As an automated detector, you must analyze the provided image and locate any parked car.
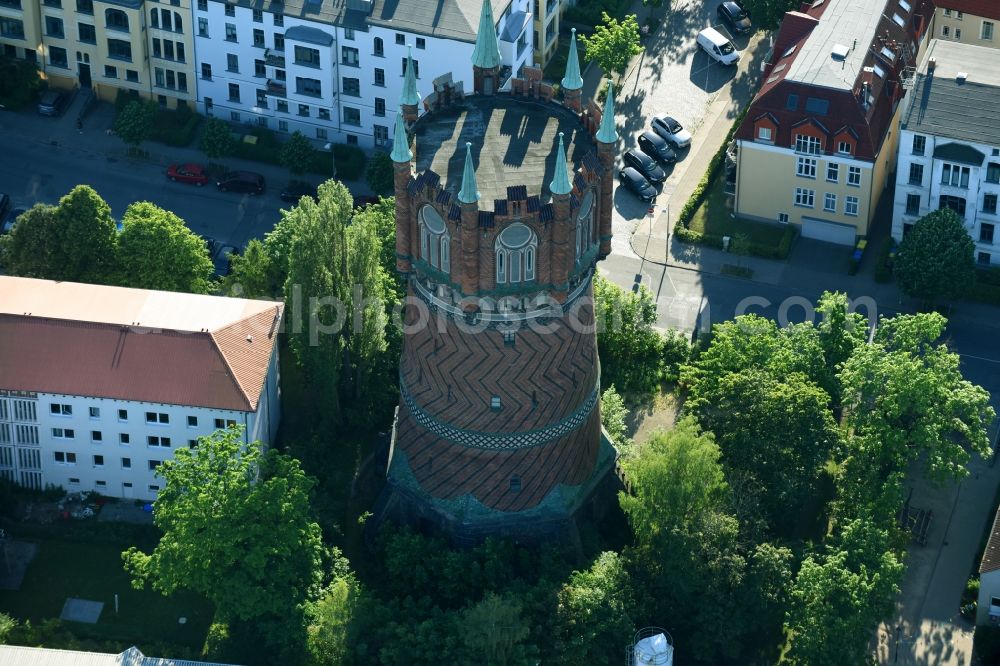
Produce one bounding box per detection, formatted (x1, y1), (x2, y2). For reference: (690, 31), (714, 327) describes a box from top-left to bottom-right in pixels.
(280, 180), (318, 203)
(212, 243), (239, 277)
(2, 207), (24, 235)
(717, 1), (753, 34)
(353, 195), (380, 209)
(37, 90), (67, 116)
(167, 163), (209, 186)
(697, 27), (740, 66)
(637, 131), (677, 165)
(651, 114), (692, 149)
(216, 171), (265, 194)
(623, 149), (666, 184)
(618, 167), (657, 203)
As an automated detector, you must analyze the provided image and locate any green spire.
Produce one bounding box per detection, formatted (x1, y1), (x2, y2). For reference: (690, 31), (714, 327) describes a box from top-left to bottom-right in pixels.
(596, 82), (618, 144)
(561, 29), (583, 91)
(400, 46), (421, 107)
(549, 132), (572, 196)
(458, 142), (480, 204)
(390, 109), (412, 163)
(471, 0), (502, 70)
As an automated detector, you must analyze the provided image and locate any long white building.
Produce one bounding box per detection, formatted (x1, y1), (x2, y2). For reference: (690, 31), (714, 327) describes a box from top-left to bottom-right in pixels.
(193, 0), (534, 149)
(0, 277), (282, 501)
(892, 38), (1000, 266)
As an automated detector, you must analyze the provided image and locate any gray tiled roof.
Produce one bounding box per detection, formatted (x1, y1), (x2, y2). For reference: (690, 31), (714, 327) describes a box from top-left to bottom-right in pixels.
(369, 0), (511, 43)
(902, 40), (1000, 148)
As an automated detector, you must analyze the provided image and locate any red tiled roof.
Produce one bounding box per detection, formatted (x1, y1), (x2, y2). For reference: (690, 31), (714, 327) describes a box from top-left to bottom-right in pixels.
(936, 0), (1000, 20)
(0, 278), (282, 411)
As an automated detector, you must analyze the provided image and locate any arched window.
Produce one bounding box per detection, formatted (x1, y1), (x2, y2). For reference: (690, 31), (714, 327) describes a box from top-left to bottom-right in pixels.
(495, 223), (537, 284)
(150, 8), (158, 28)
(418, 205), (449, 273)
(106, 8), (129, 31)
(576, 189), (595, 263)
(173, 12), (182, 33)
(374, 37), (384, 57)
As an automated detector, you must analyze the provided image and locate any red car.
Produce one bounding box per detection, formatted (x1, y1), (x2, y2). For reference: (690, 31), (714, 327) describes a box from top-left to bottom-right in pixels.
(167, 163), (209, 186)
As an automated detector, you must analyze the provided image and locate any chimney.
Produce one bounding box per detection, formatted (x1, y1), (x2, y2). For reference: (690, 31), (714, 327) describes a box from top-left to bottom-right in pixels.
(927, 57), (936, 73)
(956, 71), (968, 83)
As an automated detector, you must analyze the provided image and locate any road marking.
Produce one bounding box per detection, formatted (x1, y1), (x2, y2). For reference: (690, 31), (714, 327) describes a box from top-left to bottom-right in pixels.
(961, 353), (1000, 365)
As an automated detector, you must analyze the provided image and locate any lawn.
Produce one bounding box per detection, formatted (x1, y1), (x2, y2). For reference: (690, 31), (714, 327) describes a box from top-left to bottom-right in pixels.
(687, 170), (789, 247)
(0, 525), (213, 655)
(543, 35), (571, 83)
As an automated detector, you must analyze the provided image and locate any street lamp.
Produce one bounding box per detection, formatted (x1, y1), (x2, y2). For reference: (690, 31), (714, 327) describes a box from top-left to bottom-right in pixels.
(323, 142), (337, 181)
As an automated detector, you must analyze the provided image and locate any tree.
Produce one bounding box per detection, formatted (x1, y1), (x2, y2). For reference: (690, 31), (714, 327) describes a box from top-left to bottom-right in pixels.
(815, 290), (868, 402)
(0, 203), (59, 277)
(457, 592), (536, 665)
(554, 551), (635, 664)
(741, 0), (799, 29)
(116, 201), (214, 293)
(365, 151), (394, 195)
(594, 275), (669, 396)
(895, 207), (976, 307)
(0, 612), (15, 645)
(122, 427), (324, 657)
(223, 238), (275, 298)
(0, 57), (41, 109)
(200, 117), (237, 159)
(53, 185), (118, 283)
(280, 131), (318, 176)
(306, 576), (360, 665)
(113, 100), (155, 153)
(578, 12), (643, 83)
(785, 520), (904, 664)
(600, 385), (630, 450)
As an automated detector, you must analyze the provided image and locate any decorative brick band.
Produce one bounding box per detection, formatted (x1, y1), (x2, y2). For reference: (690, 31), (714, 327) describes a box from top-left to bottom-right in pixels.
(400, 373), (600, 451)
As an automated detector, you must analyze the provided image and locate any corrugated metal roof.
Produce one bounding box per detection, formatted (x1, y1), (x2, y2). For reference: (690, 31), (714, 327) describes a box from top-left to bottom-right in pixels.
(0, 645), (243, 666)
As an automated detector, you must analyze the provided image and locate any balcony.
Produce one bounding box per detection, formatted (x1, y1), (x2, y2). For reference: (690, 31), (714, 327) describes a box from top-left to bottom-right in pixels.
(265, 49), (285, 68)
(266, 79), (286, 97)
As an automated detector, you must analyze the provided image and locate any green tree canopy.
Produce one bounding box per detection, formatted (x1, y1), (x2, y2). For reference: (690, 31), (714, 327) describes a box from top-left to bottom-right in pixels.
(200, 117), (237, 159)
(0, 203), (59, 277)
(280, 131), (318, 176)
(579, 12), (643, 82)
(113, 100), (155, 149)
(0, 57), (41, 109)
(116, 201), (214, 293)
(365, 151), (395, 195)
(554, 551), (635, 663)
(895, 207), (976, 307)
(741, 0), (799, 29)
(122, 427), (324, 656)
(53, 184), (118, 283)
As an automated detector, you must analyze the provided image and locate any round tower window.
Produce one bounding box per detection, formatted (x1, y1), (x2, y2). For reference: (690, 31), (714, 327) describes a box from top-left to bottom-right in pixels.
(498, 223), (534, 250)
(420, 204), (446, 234)
(578, 190), (594, 220)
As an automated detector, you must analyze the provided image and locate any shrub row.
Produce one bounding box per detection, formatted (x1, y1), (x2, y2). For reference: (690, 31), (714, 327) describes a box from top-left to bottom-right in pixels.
(674, 223), (795, 260)
(226, 128), (366, 181)
(113, 90), (200, 147)
(563, 0), (630, 27)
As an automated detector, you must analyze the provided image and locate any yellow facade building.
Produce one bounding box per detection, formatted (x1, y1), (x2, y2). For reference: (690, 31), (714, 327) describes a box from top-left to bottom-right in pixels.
(932, 0), (1000, 49)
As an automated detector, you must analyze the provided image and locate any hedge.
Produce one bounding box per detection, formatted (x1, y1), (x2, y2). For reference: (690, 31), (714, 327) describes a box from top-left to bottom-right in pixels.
(674, 220), (795, 260)
(969, 268), (1000, 305)
(227, 128), (366, 181)
(563, 0), (630, 27)
(149, 104), (201, 147)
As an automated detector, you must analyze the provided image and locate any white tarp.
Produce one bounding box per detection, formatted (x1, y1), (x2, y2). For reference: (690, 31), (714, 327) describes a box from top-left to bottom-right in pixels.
(633, 632), (674, 666)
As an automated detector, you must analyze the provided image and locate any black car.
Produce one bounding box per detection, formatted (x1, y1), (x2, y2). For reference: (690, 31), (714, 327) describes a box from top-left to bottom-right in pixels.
(212, 243), (239, 277)
(280, 180), (318, 203)
(217, 171), (265, 194)
(717, 0), (752, 34)
(37, 90), (68, 116)
(618, 167), (657, 203)
(637, 131), (677, 165)
(623, 149), (667, 184)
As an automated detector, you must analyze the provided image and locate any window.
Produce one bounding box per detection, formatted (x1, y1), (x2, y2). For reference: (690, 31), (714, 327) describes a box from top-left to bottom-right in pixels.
(982, 223), (996, 243)
(108, 38), (132, 61)
(847, 166), (862, 186)
(1, 17), (25, 39)
(987, 163), (1000, 184)
(197, 0), (206, 9)
(374, 37), (384, 56)
(509, 475), (521, 492)
(149, 484), (160, 492)
(490, 396), (502, 410)
(45, 16), (65, 39)
(418, 205), (450, 273)
(374, 97), (385, 116)
(151, 8), (159, 28)
(911, 135), (925, 155)
(91, 430), (102, 442)
(163, 41), (174, 60)
(52, 428), (75, 439)
(941, 163), (971, 188)
(826, 163), (839, 183)
(374, 67), (385, 86)
(277, 100), (288, 113)
(93, 454), (104, 467)
(844, 196), (859, 216)
(794, 188), (815, 208)
(294, 45), (320, 66)
(201, 62), (212, 79)
(105, 8), (128, 32)
(957, 28), (963, 39)
(54, 452), (77, 464)
(296, 77), (321, 97)
(757, 126), (772, 142)
(78, 22), (96, 43)
(401, 57), (419, 78)
(942, 25), (950, 38)
(227, 53), (238, 71)
(228, 83), (240, 102)
(575, 190), (595, 261)
(983, 21), (994, 41)
(824, 193), (837, 212)
(119, 433), (130, 445)
(145, 412), (168, 425)
(198, 17), (208, 37)
(214, 418), (236, 429)
(254, 59), (265, 77)
(343, 107), (361, 125)
(126, 69), (138, 82)
(148, 460), (161, 471)
(147, 436), (171, 447)
(253, 28), (264, 47)
(347, 134), (358, 145)
(50, 403), (72, 416)
(121, 457), (131, 468)
(89, 407), (100, 419)
(49, 47), (68, 68)
(985, 194), (999, 216)
(252, 8), (262, 22)
(316, 128), (328, 140)
(837, 141), (852, 155)
(225, 3), (234, 16)
(77, 0), (92, 13)
(908, 163), (923, 185)
(794, 134), (821, 155)
(298, 104), (309, 117)
(342, 45), (359, 66)
(495, 223), (537, 284)
(187, 416), (198, 427)
(979, 252), (991, 265)
(905, 193), (920, 216)
(226, 23), (237, 41)
(274, 33), (284, 51)
(939, 195), (967, 216)
(796, 157), (817, 178)
(343, 77), (360, 96)
(230, 111), (240, 121)
(153, 38), (162, 58)
(374, 124), (389, 146)
(786, 93), (799, 110)
(273, 12), (283, 26)
(395, 33), (405, 45)
(416, 37), (425, 49)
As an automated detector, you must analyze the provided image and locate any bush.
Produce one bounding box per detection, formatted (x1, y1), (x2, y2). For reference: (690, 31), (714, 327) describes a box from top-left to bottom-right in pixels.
(661, 329), (690, 383)
(0, 57), (42, 110)
(969, 280), (1000, 306)
(563, 0), (629, 27)
(231, 127), (283, 165)
(148, 104), (201, 147)
(974, 625), (1000, 663)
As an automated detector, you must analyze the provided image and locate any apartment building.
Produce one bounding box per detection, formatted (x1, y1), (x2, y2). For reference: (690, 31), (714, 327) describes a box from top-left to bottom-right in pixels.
(194, 0), (534, 149)
(0, 277), (282, 501)
(733, 0), (934, 245)
(0, 0), (195, 107)
(531, 0), (558, 67)
(892, 39), (1000, 266)
(932, 0), (1000, 48)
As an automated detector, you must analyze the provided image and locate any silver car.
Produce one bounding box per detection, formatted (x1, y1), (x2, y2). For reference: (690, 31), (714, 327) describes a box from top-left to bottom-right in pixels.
(651, 114), (692, 149)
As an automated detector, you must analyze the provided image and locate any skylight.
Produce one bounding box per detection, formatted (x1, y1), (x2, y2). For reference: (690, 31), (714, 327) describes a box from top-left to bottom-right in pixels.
(831, 43), (850, 59)
(880, 46), (896, 61)
(893, 13), (906, 27)
(873, 63), (886, 78)
(898, 0), (911, 12)
(783, 45), (797, 59)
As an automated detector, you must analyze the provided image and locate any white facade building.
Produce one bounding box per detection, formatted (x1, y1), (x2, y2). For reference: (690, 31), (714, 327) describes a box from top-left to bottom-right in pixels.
(892, 39), (1000, 266)
(192, 0), (534, 150)
(0, 277), (283, 502)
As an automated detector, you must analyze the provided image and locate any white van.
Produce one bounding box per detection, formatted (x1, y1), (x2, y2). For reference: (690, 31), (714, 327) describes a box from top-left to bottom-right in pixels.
(697, 27), (740, 66)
